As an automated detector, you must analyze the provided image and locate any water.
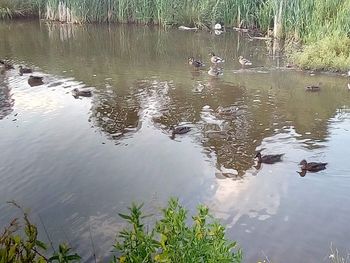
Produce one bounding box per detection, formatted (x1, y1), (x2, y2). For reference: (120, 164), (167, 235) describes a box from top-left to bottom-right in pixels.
(1, 20), (350, 262)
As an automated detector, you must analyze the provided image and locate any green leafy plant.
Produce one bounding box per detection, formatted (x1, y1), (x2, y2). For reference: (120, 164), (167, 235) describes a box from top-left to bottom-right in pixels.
(113, 198), (242, 263)
(0, 201), (81, 263)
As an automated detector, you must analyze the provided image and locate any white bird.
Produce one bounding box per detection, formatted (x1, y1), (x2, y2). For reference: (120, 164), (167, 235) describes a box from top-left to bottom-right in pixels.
(214, 23), (222, 30)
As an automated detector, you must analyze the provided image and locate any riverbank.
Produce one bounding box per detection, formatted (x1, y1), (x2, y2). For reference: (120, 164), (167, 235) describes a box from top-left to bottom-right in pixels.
(1, 0), (349, 72)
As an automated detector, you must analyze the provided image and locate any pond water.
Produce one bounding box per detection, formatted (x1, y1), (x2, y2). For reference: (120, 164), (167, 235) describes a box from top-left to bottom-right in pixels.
(1, 20), (350, 262)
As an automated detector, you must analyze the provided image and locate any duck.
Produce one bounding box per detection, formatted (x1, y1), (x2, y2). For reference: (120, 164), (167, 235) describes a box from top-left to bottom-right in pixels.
(0, 60), (14, 70)
(299, 159), (327, 172)
(209, 52), (225, 64)
(208, 66), (223, 77)
(170, 126), (191, 139)
(188, 57), (205, 68)
(19, 66), (33, 75)
(28, 75), (44, 87)
(305, 85), (320, 91)
(72, 88), (92, 98)
(255, 152), (284, 164)
(238, 56), (252, 67)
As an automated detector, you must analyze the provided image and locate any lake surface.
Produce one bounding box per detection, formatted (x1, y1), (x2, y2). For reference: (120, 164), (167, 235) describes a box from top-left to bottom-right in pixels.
(1, 20), (350, 262)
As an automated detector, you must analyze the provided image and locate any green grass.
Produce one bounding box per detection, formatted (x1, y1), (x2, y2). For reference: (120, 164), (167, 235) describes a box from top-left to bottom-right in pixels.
(290, 34), (350, 72)
(1, 0), (349, 40)
(0, 0), (38, 19)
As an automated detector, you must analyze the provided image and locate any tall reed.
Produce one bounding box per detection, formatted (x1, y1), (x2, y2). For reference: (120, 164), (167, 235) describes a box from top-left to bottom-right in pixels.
(1, 0), (349, 42)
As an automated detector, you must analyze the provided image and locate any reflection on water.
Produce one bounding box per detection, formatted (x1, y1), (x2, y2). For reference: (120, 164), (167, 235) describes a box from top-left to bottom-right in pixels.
(1, 21), (350, 263)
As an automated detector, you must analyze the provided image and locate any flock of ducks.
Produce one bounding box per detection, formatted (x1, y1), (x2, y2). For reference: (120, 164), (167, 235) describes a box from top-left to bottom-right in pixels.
(0, 58), (334, 175)
(188, 52), (253, 77)
(0, 59), (92, 98)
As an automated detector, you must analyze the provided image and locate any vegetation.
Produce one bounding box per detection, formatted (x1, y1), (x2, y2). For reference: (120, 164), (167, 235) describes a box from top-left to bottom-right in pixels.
(0, 0), (38, 19)
(1, 199), (242, 263)
(0, 201), (80, 263)
(0, 0), (349, 70)
(290, 35), (350, 72)
(114, 198), (242, 263)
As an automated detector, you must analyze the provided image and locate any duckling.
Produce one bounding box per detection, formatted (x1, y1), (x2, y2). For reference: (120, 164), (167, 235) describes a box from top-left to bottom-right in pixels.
(238, 56), (252, 67)
(255, 152), (284, 164)
(209, 52), (225, 64)
(19, 66), (33, 75)
(72, 88), (92, 98)
(28, 75), (44, 87)
(208, 66), (223, 77)
(299, 159), (327, 172)
(305, 85), (320, 91)
(0, 60), (14, 70)
(188, 57), (205, 68)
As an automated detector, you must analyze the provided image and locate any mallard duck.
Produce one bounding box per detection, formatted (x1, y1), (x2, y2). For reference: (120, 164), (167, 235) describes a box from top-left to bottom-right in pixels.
(238, 56), (252, 66)
(170, 125), (191, 139)
(171, 126), (191, 135)
(255, 152), (284, 164)
(72, 88), (92, 98)
(209, 52), (225, 64)
(299, 160), (327, 172)
(19, 66), (33, 75)
(28, 75), (44, 87)
(0, 60), (14, 70)
(208, 66), (223, 77)
(305, 85), (320, 91)
(188, 57), (205, 68)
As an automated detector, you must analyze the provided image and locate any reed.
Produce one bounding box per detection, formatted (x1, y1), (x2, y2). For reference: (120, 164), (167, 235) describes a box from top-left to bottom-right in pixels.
(1, 0), (349, 43)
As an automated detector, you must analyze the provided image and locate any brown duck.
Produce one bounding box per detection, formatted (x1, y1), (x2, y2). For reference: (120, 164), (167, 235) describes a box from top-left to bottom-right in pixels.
(19, 66), (33, 75)
(255, 152), (284, 164)
(188, 57), (205, 68)
(299, 159), (327, 172)
(72, 88), (92, 98)
(305, 85), (320, 91)
(170, 126), (191, 139)
(28, 75), (44, 87)
(0, 60), (14, 70)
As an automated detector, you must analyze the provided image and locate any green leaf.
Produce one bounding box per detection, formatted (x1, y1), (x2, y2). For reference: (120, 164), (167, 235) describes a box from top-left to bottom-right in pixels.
(118, 213), (132, 220)
(35, 240), (48, 250)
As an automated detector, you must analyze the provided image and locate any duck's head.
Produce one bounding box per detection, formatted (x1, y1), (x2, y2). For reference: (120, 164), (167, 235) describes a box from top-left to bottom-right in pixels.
(209, 52), (215, 57)
(254, 152), (261, 158)
(188, 57), (194, 63)
(19, 66), (23, 69)
(238, 56), (243, 60)
(299, 160), (307, 166)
